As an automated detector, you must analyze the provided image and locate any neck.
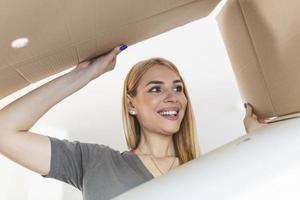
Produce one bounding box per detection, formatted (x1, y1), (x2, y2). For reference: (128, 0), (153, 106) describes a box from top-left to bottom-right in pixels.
(136, 129), (176, 158)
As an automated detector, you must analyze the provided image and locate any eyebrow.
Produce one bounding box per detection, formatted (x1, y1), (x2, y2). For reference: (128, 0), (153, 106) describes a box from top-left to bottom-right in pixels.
(145, 80), (182, 87)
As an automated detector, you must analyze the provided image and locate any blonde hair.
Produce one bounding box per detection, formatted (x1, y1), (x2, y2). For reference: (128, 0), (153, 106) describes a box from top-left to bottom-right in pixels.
(122, 57), (200, 165)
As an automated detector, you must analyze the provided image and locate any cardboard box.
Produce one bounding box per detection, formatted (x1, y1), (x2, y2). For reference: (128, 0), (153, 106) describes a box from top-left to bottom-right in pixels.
(217, 0), (300, 122)
(0, 0), (220, 99)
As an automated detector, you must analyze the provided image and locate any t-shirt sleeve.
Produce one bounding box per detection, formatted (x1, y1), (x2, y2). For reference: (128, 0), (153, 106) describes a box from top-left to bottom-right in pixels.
(41, 136), (111, 191)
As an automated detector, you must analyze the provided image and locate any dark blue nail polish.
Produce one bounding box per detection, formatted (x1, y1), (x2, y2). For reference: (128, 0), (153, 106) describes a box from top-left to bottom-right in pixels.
(120, 44), (128, 51)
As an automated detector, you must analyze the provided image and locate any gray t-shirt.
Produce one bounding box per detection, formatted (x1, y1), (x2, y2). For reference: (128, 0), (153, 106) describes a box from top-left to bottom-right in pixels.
(42, 136), (154, 200)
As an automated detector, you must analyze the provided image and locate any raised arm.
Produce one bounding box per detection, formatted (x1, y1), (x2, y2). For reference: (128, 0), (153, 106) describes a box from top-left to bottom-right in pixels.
(0, 45), (127, 175)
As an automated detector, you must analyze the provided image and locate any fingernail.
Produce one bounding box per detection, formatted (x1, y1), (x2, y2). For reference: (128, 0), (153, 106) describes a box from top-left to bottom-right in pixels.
(244, 103), (247, 108)
(120, 44), (128, 51)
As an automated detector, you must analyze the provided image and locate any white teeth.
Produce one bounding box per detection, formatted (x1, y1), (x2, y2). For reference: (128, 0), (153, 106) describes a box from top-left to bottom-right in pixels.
(158, 111), (178, 116)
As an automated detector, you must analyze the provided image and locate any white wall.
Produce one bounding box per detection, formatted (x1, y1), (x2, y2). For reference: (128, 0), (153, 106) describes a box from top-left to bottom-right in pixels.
(0, 2), (247, 199)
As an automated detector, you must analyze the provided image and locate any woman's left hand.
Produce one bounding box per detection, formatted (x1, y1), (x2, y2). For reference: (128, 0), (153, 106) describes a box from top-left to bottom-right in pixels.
(243, 103), (267, 134)
(74, 45), (127, 81)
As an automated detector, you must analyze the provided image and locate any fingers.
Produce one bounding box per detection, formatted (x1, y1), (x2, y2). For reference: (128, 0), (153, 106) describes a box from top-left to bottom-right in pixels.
(107, 44), (128, 59)
(258, 119), (267, 124)
(253, 114), (258, 120)
(244, 102), (267, 123)
(86, 44), (128, 63)
(119, 44), (128, 52)
(244, 102), (253, 117)
(244, 102), (258, 119)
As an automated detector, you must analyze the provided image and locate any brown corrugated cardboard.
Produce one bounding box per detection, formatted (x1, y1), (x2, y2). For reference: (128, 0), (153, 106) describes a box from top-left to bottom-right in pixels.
(217, 0), (300, 122)
(0, 0), (220, 99)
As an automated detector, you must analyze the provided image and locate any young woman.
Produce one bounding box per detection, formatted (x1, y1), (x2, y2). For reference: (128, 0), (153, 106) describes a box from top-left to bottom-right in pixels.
(0, 44), (265, 200)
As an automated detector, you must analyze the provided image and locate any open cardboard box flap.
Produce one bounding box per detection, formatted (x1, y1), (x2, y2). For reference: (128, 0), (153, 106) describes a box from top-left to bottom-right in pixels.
(217, 0), (300, 122)
(0, 0), (220, 99)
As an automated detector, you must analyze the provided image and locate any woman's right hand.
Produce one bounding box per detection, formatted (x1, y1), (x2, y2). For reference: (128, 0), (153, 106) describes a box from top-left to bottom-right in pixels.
(74, 44), (128, 81)
(243, 103), (267, 134)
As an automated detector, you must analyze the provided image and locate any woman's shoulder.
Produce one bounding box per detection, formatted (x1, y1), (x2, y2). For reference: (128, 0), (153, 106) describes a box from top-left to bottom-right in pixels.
(48, 136), (123, 161)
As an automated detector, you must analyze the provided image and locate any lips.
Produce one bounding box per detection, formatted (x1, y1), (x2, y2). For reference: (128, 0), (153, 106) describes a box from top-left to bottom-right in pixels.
(157, 107), (179, 113)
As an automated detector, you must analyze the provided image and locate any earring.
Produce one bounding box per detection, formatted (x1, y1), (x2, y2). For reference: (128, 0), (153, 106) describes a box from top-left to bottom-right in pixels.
(129, 110), (137, 115)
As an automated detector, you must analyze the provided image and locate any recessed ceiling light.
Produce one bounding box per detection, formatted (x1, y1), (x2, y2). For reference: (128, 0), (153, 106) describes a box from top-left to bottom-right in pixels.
(11, 37), (29, 49)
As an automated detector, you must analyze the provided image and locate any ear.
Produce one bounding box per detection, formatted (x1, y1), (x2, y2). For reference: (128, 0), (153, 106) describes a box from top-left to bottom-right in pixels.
(126, 94), (138, 115)
(126, 94), (136, 110)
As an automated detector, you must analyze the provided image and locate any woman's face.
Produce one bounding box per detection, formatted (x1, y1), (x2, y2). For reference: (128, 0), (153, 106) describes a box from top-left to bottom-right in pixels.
(128, 64), (188, 135)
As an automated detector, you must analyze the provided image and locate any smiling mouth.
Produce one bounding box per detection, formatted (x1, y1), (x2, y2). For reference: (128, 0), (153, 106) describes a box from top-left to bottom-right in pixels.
(157, 110), (179, 121)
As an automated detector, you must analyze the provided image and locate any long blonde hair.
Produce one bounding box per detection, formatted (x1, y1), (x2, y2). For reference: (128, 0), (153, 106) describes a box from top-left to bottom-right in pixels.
(122, 57), (200, 165)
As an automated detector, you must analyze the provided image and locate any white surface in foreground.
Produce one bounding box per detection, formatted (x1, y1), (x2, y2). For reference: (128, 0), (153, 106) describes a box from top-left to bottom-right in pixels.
(114, 118), (300, 200)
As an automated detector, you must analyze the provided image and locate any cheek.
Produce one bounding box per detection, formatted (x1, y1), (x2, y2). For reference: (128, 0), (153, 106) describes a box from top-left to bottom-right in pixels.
(180, 95), (188, 108)
(136, 97), (162, 128)
(137, 95), (161, 116)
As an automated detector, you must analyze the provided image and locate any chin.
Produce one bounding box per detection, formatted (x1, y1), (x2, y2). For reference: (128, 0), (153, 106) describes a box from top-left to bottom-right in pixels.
(161, 127), (180, 135)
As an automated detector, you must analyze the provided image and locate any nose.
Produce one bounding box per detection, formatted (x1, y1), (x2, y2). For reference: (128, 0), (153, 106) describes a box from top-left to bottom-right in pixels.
(163, 89), (178, 103)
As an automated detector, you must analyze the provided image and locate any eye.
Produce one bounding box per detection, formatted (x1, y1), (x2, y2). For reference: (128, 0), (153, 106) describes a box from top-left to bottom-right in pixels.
(174, 85), (183, 92)
(148, 86), (161, 93)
